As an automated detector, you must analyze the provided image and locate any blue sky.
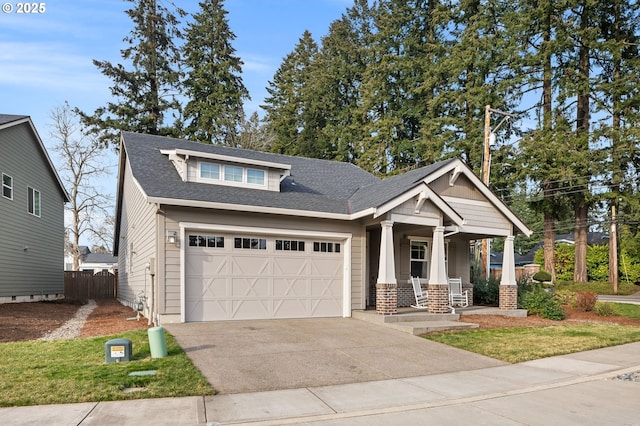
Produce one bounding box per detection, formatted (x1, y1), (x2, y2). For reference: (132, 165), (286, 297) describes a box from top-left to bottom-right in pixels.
(1, 0), (350, 145)
(0, 0), (350, 247)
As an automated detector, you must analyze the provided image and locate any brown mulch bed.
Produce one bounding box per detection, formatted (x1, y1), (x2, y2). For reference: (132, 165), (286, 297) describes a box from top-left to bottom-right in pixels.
(462, 306), (640, 329)
(79, 299), (151, 338)
(0, 299), (150, 343)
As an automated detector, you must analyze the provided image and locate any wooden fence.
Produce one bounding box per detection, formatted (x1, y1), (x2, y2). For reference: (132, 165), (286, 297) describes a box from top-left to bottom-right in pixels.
(64, 270), (118, 301)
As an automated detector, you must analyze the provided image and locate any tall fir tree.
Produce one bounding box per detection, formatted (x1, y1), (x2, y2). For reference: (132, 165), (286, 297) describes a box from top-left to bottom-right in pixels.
(312, 0), (374, 163)
(262, 30), (322, 157)
(593, 0), (640, 283)
(77, 0), (185, 148)
(358, 0), (444, 174)
(515, 0), (571, 280)
(428, 0), (521, 174)
(182, 0), (250, 145)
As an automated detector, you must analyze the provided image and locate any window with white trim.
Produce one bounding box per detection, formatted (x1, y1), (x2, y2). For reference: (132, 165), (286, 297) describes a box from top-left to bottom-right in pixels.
(410, 239), (449, 280)
(198, 161), (267, 188)
(27, 187), (40, 217)
(410, 240), (429, 279)
(2, 173), (12, 199)
(199, 163), (220, 180)
(247, 168), (265, 185)
(224, 165), (243, 182)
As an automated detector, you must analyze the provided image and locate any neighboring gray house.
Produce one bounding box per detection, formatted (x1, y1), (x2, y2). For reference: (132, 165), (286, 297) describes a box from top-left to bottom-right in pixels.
(0, 115), (69, 303)
(114, 132), (531, 324)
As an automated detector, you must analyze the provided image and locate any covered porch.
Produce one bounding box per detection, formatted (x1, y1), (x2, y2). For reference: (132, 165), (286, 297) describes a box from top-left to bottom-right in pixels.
(352, 158), (531, 317)
(365, 217), (522, 316)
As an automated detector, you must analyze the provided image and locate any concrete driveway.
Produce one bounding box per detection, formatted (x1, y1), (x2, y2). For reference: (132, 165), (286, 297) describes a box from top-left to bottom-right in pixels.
(164, 317), (505, 394)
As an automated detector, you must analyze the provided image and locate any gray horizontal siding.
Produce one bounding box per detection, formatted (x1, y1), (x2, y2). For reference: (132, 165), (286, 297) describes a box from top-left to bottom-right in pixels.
(117, 161), (157, 305)
(0, 123), (65, 296)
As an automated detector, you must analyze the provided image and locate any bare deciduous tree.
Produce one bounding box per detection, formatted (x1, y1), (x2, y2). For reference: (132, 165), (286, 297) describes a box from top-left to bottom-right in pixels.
(50, 102), (114, 270)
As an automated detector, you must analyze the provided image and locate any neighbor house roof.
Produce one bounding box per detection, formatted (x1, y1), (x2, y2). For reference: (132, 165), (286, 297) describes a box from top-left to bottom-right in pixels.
(83, 252), (118, 265)
(0, 114), (29, 126)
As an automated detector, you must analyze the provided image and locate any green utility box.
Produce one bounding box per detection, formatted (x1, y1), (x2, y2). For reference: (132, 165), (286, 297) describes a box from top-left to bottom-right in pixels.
(105, 338), (132, 363)
(148, 326), (168, 358)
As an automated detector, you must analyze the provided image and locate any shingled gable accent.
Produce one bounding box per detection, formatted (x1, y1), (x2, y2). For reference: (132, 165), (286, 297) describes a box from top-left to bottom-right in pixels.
(422, 158), (532, 237)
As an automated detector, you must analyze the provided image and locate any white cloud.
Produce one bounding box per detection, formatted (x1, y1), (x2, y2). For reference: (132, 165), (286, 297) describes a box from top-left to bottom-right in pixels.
(0, 41), (107, 92)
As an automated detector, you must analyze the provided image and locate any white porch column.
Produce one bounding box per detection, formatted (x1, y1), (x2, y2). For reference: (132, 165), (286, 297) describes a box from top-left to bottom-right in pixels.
(377, 220), (396, 285)
(499, 235), (518, 310)
(376, 220), (397, 315)
(429, 226), (447, 285)
(427, 226), (450, 314)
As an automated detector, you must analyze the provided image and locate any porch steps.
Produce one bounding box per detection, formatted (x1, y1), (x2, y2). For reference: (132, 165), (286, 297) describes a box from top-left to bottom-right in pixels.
(352, 309), (480, 335)
(386, 320), (479, 336)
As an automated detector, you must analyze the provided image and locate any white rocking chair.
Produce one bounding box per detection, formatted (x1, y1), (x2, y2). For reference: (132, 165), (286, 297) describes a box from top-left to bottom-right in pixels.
(410, 276), (428, 309)
(448, 277), (469, 308)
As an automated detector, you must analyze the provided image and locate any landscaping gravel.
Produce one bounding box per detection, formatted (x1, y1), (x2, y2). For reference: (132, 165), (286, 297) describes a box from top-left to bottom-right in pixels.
(39, 300), (97, 341)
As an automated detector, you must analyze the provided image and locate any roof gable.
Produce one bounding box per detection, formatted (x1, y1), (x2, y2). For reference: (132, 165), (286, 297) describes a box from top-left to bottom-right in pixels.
(0, 114), (70, 202)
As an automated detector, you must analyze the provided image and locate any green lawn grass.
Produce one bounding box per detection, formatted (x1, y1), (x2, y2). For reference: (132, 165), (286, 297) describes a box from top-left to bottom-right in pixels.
(609, 302), (640, 319)
(426, 303), (640, 363)
(425, 323), (640, 363)
(0, 330), (213, 407)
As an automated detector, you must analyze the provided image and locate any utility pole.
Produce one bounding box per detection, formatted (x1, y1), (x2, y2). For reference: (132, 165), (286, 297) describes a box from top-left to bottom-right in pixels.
(481, 106), (491, 279)
(610, 203), (618, 293)
(481, 105), (518, 280)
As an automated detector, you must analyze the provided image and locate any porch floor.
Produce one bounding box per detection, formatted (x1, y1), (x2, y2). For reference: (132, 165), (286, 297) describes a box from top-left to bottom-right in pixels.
(352, 306), (527, 336)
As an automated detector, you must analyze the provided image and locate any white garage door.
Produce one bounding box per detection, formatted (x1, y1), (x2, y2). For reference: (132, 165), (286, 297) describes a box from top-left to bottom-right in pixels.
(185, 233), (344, 321)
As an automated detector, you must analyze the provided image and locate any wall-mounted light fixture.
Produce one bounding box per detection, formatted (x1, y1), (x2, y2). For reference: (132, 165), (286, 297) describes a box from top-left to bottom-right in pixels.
(167, 231), (177, 245)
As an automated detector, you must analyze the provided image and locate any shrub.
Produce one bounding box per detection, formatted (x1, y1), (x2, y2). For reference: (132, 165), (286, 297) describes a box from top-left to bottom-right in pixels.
(521, 285), (565, 320)
(594, 302), (617, 317)
(473, 276), (500, 306)
(533, 270), (552, 282)
(574, 291), (598, 311)
(542, 301), (566, 320)
(586, 244), (610, 282)
(553, 289), (575, 306)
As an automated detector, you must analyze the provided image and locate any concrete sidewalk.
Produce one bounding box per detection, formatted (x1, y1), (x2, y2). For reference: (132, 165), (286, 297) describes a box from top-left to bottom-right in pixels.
(3, 341), (639, 425)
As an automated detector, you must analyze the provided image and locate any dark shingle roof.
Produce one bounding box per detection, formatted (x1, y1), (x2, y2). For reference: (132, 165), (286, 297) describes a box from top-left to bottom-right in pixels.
(121, 132), (458, 216)
(0, 114), (28, 126)
(84, 253), (118, 264)
(349, 160), (457, 212)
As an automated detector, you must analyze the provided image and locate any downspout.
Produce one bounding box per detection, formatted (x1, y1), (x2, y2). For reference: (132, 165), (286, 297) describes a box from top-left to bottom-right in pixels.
(444, 226), (460, 238)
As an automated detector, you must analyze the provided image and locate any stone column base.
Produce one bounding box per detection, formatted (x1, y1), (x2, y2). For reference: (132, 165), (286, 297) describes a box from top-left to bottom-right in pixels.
(499, 285), (518, 310)
(427, 283), (450, 314)
(375, 283), (397, 315)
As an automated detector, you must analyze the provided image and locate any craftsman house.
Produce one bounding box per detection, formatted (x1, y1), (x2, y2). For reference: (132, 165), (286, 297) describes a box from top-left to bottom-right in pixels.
(114, 132), (531, 324)
(0, 115), (69, 303)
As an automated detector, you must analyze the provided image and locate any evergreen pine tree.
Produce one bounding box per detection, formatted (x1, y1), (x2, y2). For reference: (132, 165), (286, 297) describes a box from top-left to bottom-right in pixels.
(182, 0), (250, 145)
(262, 30), (321, 157)
(77, 0), (186, 147)
(312, 0), (374, 163)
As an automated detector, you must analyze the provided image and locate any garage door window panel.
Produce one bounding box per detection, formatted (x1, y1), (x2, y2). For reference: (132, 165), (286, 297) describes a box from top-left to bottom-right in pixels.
(313, 241), (340, 253)
(275, 239), (305, 252)
(189, 234), (225, 248)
